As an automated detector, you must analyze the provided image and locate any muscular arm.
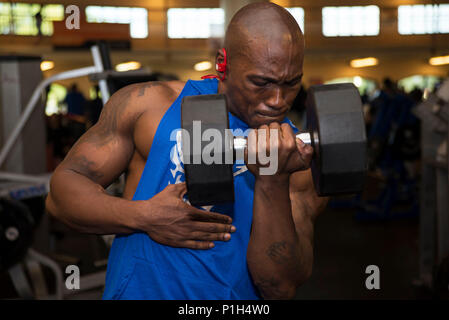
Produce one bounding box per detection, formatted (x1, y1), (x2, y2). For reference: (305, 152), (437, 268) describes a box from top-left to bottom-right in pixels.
(288, 170), (328, 286)
(246, 125), (328, 299)
(46, 82), (169, 234)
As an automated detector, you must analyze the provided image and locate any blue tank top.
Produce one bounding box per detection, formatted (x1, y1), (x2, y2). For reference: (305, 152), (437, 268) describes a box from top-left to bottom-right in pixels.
(103, 78), (298, 300)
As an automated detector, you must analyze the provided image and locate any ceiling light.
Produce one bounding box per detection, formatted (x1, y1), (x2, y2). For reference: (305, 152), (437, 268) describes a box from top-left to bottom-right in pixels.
(429, 55), (449, 66)
(194, 61), (212, 72)
(353, 76), (363, 87)
(40, 60), (54, 71)
(350, 57), (378, 68)
(115, 61), (141, 72)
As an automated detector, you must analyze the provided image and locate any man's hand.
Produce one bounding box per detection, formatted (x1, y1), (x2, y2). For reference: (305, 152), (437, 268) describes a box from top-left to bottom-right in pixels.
(138, 183), (236, 250)
(246, 122), (314, 179)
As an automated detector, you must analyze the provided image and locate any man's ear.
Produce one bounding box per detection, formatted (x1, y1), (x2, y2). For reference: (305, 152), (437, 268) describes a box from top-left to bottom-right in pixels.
(215, 48), (227, 81)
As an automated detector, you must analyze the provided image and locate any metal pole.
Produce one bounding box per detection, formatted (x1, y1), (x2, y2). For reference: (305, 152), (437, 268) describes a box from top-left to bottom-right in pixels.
(0, 171), (50, 184)
(27, 249), (64, 300)
(0, 65), (99, 168)
(91, 45), (110, 105)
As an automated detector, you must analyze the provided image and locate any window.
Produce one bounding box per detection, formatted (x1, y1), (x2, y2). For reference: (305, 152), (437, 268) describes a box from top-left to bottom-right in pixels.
(398, 75), (441, 93)
(40, 5), (64, 35)
(167, 8), (224, 39)
(398, 4), (449, 35)
(45, 83), (67, 116)
(0, 2), (63, 36)
(0, 2), (15, 34)
(326, 76), (377, 95)
(85, 6), (148, 39)
(285, 7), (304, 32)
(322, 6), (380, 37)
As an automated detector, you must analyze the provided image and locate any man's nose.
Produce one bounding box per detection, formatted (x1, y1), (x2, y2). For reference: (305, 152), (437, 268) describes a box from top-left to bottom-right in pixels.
(265, 87), (286, 110)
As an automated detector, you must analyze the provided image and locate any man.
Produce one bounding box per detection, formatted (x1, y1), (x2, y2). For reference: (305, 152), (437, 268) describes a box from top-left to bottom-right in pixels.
(46, 2), (328, 299)
(35, 9), (43, 37)
(64, 84), (86, 117)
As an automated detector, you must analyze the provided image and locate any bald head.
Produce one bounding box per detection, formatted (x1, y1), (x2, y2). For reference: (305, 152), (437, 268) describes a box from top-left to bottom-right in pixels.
(224, 2), (304, 65)
(217, 2), (305, 128)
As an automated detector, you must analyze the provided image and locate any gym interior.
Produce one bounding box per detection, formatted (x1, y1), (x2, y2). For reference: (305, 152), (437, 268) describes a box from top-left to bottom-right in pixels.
(0, 0), (448, 300)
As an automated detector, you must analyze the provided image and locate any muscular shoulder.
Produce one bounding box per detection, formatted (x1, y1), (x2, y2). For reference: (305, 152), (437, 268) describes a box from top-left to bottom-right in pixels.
(133, 80), (185, 103)
(102, 80), (185, 135)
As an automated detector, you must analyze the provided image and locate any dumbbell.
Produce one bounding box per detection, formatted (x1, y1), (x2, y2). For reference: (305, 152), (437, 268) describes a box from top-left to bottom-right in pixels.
(0, 198), (35, 272)
(181, 83), (367, 206)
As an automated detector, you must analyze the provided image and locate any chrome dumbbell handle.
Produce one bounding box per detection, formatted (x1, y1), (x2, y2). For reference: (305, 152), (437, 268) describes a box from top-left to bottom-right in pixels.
(232, 132), (314, 160)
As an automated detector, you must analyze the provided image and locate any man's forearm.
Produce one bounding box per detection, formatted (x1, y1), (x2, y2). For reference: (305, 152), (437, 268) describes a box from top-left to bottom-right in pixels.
(247, 176), (313, 299)
(46, 169), (143, 234)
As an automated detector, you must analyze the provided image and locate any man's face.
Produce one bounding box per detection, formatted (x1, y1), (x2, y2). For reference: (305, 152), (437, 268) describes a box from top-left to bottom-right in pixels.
(224, 42), (304, 128)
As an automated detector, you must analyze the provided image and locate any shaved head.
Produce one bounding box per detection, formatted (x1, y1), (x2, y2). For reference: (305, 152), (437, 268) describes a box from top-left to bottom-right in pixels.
(224, 2), (304, 66)
(217, 2), (305, 128)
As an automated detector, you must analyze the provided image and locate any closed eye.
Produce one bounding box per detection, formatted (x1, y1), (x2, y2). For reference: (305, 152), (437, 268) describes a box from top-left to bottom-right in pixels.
(249, 75), (275, 87)
(252, 79), (269, 87)
(286, 77), (302, 86)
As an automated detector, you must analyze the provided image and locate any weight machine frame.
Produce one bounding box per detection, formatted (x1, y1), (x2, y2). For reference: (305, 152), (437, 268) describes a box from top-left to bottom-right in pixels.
(0, 44), (113, 300)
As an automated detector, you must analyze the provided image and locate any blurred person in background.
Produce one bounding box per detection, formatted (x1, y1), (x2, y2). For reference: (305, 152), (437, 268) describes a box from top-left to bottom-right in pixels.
(63, 84), (87, 147)
(85, 85), (103, 129)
